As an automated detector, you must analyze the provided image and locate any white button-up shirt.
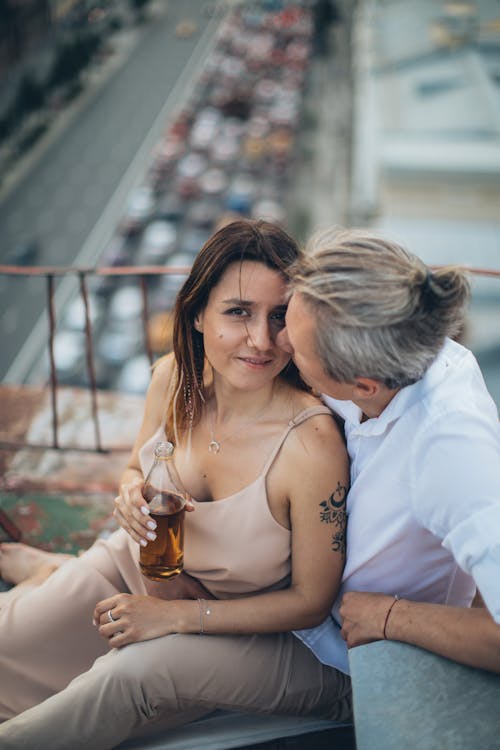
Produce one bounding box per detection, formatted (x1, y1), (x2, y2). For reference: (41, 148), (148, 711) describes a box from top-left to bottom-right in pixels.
(295, 338), (500, 674)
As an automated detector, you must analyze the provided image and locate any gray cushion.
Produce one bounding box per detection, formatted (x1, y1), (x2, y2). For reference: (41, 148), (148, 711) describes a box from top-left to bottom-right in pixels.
(349, 640), (500, 750)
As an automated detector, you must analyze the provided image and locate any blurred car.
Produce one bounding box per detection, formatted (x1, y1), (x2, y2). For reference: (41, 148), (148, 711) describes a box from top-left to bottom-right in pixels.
(108, 285), (143, 322)
(155, 252), (193, 309)
(97, 327), (144, 368)
(156, 192), (185, 223)
(254, 78), (278, 103)
(179, 228), (211, 257)
(225, 173), (257, 215)
(247, 115), (270, 139)
(286, 39), (311, 68)
(114, 354), (152, 395)
(120, 186), (154, 236)
(185, 198), (221, 229)
(97, 319), (144, 368)
(190, 107), (221, 150)
(99, 236), (133, 267)
(6, 238), (40, 265)
(62, 293), (103, 332)
(267, 128), (295, 159)
(175, 19), (198, 38)
(218, 55), (246, 81)
(251, 198), (286, 224)
(176, 152), (208, 198)
(136, 220), (177, 264)
(52, 330), (85, 385)
(210, 133), (240, 165)
(199, 167), (228, 196)
(149, 138), (185, 193)
(242, 134), (267, 163)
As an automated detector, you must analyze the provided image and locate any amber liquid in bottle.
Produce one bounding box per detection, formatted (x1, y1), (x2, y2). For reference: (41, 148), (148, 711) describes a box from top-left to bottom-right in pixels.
(139, 486), (185, 580)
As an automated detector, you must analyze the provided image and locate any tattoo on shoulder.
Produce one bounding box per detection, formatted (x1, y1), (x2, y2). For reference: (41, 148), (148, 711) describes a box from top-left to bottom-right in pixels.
(319, 482), (347, 556)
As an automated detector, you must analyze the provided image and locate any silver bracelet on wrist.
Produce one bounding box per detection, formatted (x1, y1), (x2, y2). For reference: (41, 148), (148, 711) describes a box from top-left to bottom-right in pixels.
(197, 598), (212, 634)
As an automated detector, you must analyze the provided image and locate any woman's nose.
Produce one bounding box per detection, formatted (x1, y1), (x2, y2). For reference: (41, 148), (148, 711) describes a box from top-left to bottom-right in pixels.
(247, 319), (273, 350)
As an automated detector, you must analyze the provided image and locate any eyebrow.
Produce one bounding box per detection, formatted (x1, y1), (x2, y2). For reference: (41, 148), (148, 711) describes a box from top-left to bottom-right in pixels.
(222, 298), (253, 305)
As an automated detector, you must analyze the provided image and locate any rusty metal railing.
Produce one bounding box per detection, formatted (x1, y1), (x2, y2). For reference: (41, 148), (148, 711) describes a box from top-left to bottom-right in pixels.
(0, 263), (499, 456)
(0, 264), (189, 454)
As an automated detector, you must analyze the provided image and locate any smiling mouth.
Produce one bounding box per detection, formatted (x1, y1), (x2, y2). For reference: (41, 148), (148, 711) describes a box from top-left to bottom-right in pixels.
(238, 356), (272, 366)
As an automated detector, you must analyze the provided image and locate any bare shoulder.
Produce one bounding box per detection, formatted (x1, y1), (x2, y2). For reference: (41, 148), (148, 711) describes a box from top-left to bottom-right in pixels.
(151, 352), (175, 382)
(292, 391), (344, 448)
(148, 353), (176, 396)
(273, 395), (348, 510)
(280, 391), (348, 478)
(291, 407), (346, 460)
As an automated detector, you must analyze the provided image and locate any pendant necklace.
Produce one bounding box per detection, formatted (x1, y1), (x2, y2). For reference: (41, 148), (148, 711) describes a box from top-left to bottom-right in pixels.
(207, 401), (269, 454)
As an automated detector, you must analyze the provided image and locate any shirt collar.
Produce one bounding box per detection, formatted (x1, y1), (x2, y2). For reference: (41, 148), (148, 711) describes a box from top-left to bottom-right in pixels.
(321, 340), (455, 436)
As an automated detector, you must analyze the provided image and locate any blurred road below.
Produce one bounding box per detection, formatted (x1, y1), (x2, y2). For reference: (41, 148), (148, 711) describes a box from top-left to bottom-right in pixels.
(1, 0), (220, 383)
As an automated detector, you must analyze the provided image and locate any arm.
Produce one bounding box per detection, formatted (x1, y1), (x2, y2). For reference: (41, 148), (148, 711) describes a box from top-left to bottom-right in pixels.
(412, 409), (500, 623)
(340, 591), (500, 673)
(94, 413), (349, 646)
(112, 354), (180, 547)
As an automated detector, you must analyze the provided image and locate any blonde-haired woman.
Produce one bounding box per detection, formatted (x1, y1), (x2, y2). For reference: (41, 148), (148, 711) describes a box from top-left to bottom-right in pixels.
(279, 227), (500, 674)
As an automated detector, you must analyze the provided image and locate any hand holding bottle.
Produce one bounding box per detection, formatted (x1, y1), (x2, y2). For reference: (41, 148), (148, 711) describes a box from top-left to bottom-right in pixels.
(113, 467), (194, 549)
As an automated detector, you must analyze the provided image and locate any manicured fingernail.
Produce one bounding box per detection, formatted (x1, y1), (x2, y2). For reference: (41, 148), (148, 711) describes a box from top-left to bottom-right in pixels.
(140, 539), (148, 547)
(92, 618), (97, 626)
(147, 520), (157, 530)
(140, 506), (150, 516)
(146, 531), (157, 541)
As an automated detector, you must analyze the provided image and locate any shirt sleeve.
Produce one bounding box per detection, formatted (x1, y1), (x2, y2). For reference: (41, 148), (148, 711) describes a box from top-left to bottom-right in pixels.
(409, 409), (500, 622)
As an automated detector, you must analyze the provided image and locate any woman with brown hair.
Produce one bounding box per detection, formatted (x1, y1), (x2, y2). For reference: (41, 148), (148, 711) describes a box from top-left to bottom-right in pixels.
(0, 220), (351, 748)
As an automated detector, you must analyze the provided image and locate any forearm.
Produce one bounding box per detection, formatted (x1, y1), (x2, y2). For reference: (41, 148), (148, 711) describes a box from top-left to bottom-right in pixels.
(386, 599), (500, 673)
(174, 586), (332, 636)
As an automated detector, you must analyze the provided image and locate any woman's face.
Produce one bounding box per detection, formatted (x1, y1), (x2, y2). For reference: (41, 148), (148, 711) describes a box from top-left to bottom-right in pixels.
(194, 260), (291, 392)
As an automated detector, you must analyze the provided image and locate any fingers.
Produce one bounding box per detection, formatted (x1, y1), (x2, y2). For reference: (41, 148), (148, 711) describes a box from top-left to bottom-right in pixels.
(93, 595), (129, 648)
(93, 594), (120, 625)
(113, 480), (158, 546)
(113, 503), (157, 547)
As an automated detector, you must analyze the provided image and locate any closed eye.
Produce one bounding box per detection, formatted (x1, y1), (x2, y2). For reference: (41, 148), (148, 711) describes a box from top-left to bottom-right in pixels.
(270, 308), (287, 325)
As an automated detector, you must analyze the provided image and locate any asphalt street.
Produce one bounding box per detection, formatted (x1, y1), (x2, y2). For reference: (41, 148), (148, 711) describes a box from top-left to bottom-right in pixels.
(0, 0), (220, 382)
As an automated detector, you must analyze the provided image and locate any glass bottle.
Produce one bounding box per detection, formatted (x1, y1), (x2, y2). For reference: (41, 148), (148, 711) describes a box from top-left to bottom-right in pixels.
(139, 441), (187, 581)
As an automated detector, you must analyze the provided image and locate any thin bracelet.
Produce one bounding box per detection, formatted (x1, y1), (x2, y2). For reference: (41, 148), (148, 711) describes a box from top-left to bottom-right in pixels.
(197, 598), (212, 634)
(383, 595), (400, 639)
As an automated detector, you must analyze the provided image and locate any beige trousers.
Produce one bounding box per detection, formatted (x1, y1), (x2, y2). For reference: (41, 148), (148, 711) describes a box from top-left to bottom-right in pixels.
(0, 540), (351, 750)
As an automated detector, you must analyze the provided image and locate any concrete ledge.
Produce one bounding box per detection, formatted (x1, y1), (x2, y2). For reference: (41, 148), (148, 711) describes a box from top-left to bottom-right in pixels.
(349, 640), (500, 750)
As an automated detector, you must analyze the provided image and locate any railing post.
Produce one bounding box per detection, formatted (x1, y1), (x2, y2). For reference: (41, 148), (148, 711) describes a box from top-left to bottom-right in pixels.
(79, 271), (103, 453)
(47, 273), (59, 449)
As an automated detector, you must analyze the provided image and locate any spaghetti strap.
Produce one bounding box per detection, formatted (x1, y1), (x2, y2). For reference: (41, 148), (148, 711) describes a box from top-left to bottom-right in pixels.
(261, 405), (333, 476)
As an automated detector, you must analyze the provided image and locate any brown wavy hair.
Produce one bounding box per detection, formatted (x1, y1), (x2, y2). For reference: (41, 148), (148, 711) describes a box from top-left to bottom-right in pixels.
(166, 219), (308, 439)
